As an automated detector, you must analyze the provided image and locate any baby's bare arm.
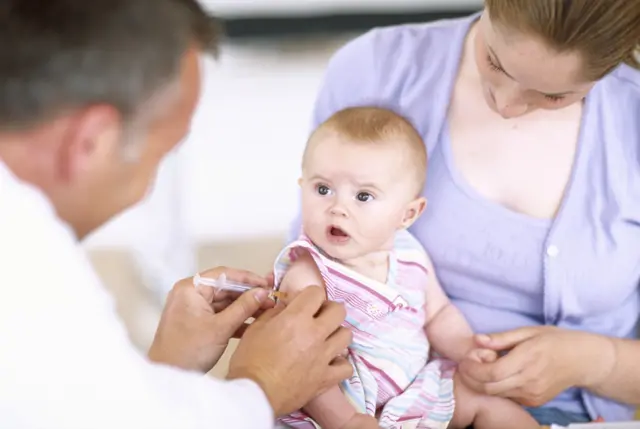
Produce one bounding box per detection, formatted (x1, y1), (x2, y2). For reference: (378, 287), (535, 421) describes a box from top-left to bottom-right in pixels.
(303, 386), (360, 429)
(278, 250), (326, 301)
(279, 251), (362, 428)
(422, 252), (475, 362)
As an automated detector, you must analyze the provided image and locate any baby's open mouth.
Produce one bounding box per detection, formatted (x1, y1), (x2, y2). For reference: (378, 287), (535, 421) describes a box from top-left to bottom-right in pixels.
(327, 226), (350, 244)
(329, 226), (348, 237)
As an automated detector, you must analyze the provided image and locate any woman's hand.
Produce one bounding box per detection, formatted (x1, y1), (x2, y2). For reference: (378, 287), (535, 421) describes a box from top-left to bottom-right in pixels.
(457, 326), (616, 407)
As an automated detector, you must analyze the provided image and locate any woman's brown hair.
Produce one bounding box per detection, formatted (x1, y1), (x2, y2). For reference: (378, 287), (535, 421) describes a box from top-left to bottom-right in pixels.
(485, 0), (640, 81)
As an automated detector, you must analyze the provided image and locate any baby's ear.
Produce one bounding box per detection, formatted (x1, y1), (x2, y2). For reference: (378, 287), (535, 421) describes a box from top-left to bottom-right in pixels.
(400, 197), (427, 229)
(297, 177), (303, 187)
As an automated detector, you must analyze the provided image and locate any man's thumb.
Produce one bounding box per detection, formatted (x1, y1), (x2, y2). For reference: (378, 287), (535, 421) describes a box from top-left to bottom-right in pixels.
(216, 288), (270, 336)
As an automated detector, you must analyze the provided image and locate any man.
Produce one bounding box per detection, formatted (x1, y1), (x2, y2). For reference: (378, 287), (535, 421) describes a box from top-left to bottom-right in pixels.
(0, 1), (352, 428)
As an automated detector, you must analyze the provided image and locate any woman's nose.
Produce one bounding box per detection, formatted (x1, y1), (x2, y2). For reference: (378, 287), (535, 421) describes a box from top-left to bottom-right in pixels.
(496, 100), (529, 119)
(493, 87), (529, 119)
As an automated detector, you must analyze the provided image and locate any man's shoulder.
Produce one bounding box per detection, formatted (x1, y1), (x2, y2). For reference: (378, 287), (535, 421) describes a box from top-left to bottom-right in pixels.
(0, 162), (73, 252)
(0, 162), (105, 302)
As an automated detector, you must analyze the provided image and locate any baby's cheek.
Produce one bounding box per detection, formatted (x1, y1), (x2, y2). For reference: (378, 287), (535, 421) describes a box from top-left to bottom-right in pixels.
(358, 217), (396, 241)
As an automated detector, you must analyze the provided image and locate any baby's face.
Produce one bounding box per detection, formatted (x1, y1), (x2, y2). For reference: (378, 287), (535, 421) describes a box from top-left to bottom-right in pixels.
(300, 137), (424, 262)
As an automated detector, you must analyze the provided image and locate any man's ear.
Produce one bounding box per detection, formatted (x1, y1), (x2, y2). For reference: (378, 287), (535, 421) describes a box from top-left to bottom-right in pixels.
(400, 196), (427, 229)
(56, 105), (123, 183)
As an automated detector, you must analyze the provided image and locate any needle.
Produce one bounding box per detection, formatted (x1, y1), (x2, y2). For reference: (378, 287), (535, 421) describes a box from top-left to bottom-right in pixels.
(193, 272), (287, 300)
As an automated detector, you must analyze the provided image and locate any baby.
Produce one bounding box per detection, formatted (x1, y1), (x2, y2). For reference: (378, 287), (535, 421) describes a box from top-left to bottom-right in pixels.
(272, 107), (538, 429)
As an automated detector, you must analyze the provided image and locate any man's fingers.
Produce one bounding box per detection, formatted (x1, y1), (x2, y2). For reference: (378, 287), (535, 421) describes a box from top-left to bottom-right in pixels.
(212, 298), (234, 313)
(283, 285), (327, 316)
(323, 327), (353, 361)
(199, 266), (270, 288)
(265, 271), (275, 287)
(251, 305), (285, 328)
(195, 267), (271, 304)
(233, 322), (252, 339)
(216, 298), (275, 315)
(313, 357), (353, 396)
(314, 300), (348, 338)
(213, 288), (270, 338)
(475, 327), (542, 351)
(230, 307), (279, 339)
(325, 356), (353, 386)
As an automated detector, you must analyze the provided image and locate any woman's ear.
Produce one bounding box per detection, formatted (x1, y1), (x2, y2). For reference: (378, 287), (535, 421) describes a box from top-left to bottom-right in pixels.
(399, 197), (427, 229)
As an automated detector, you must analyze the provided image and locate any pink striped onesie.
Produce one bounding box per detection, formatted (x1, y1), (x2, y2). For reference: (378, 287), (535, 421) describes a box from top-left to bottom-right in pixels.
(273, 230), (455, 429)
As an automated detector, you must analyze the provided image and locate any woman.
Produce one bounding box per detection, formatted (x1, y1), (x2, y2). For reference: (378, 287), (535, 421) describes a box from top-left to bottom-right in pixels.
(290, 0), (640, 425)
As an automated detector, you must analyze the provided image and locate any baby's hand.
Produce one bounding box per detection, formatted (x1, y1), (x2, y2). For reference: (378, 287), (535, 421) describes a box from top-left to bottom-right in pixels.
(464, 348), (498, 363)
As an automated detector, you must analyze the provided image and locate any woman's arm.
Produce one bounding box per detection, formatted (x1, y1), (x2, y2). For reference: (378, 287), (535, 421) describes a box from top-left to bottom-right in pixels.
(583, 336), (640, 405)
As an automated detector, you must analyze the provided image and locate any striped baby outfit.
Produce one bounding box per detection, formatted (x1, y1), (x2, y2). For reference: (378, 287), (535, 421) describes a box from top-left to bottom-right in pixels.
(273, 230), (455, 429)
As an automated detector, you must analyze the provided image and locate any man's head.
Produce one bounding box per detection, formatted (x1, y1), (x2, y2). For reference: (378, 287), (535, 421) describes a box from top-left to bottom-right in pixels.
(0, 0), (221, 238)
(299, 107), (427, 261)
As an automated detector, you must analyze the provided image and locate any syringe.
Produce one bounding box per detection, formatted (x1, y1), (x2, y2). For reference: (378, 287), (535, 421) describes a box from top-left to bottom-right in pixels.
(193, 272), (286, 299)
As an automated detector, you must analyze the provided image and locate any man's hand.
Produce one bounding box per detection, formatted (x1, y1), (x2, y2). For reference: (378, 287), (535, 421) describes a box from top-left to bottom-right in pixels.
(148, 266), (274, 372)
(227, 286), (353, 417)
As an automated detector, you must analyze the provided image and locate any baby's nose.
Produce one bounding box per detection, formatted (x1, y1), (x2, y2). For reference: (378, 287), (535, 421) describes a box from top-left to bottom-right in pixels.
(330, 204), (348, 217)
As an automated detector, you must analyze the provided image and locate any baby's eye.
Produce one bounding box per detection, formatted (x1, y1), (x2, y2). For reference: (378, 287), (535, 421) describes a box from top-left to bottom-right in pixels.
(316, 184), (332, 196)
(356, 192), (374, 202)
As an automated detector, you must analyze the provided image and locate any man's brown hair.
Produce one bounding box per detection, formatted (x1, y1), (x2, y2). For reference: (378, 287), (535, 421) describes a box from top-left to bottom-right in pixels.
(0, 0), (221, 130)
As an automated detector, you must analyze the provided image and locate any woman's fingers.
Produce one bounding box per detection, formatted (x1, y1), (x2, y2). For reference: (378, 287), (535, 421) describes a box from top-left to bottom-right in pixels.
(475, 327), (543, 350)
(459, 342), (532, 394)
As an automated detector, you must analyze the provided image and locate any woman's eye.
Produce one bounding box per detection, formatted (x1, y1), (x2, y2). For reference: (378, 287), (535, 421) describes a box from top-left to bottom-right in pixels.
(544, 94), (565, 103)
(356, 192), (373, 202)
(317, 185), (331, 196)
(486, 55), (503, 74)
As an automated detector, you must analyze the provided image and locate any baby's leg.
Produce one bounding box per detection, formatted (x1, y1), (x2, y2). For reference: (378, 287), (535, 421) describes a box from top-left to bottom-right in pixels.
(449, 373), (539, 429)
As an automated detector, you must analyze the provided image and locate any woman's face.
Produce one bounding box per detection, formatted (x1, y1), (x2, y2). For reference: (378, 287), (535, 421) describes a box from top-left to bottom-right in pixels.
(473, 11), (595, 118)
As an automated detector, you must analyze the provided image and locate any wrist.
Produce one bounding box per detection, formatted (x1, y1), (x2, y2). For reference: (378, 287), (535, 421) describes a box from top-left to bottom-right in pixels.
(227, 367), (279, 418)
(578, 334), (617, 390)
(147, 342), (171, 366)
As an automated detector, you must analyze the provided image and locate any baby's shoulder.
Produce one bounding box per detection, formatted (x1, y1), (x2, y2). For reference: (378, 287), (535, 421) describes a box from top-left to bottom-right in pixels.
(393, 230), (433, 276)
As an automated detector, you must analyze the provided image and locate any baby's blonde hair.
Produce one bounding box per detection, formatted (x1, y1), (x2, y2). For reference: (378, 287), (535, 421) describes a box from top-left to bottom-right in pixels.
(303, 106), (427, 196)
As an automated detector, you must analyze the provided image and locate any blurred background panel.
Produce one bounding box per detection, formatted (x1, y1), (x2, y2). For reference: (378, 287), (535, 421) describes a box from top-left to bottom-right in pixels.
(209, 0), (480, 38)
